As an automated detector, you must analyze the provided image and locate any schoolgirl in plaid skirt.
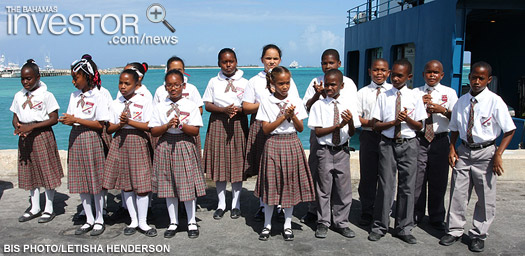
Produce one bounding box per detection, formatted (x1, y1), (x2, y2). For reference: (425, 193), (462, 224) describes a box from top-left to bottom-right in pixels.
(11, 60), (63, 224)
(254, 66), (315, 241)
(202, 48), (249, 220)
(59, 55), (110, 236)
(150, 69), (206, 239)
(103, 68), (157, 237)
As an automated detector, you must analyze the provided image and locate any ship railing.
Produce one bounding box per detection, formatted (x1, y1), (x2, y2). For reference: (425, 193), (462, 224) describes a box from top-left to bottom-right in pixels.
(347, 0), (435, 27)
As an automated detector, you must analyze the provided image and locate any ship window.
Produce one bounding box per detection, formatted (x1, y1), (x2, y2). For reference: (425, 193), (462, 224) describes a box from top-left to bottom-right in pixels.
(391, 43), (416, 88)
(364, 47), (384, 86)
(346, 50), (360, 84)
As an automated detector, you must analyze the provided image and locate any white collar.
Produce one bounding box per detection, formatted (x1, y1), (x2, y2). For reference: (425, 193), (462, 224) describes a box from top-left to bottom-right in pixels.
(218, 69), (244, 81)
(268, 94), (291, 104)
(22, 81), (47, 96)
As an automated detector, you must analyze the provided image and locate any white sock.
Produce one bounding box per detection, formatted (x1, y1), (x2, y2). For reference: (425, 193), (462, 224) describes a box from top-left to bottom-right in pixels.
(80, 193), (94, 226)
(124, 191), (138, 227)
(283, 207), (293, 230)
(216, 181), (226, 210)
(29, 188), (40, 214)
(166, 197), (179, 228)
(231, 182), (242, 210)
(185, 200), (197, 230)
(121, 191), (127, 209)
(263, 203), (274, 230)
(43, 189), (55, 214)
(137, 194), (151, 231)
(102, 190), (108, 210)
(94, 192), (105, 225)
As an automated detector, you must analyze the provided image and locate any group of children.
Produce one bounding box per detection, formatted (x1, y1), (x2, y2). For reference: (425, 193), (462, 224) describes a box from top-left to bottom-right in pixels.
(11, 47), (515, 252)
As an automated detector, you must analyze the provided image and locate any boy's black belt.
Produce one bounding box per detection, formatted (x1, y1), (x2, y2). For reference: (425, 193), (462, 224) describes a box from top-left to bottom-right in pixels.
(320, 143), (354, 152)
(461, 140), (495, 150)
(417, 132), (449, 140)
(381, 135), (415, 144)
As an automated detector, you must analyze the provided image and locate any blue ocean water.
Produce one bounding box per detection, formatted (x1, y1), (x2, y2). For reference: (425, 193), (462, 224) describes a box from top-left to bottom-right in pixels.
(0, 67), (361, 150)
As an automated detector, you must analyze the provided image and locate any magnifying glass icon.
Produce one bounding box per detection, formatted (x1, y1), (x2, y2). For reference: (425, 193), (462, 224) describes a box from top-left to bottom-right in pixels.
(146, 3), (176, 33)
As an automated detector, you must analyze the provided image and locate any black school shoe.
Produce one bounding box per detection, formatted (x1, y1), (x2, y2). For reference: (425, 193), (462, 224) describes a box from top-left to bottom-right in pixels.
(38, 212), (56, 223)
(333, 227), (356, 238)
(394, 234), (417, 244)
(187, 224), (199, 239)
(138, 227), (158, 237)
(315, 224), (329, 238)
(439, 234), (461, 246)
(367, 232), (383, 241)
(18, 211), (42, 222)
(213, 209), (225, 220)
(469, 238), (484, 252)
(230, 208), (241, 219)
(259, 228), (271, 241)
(283, 228), (294, 241)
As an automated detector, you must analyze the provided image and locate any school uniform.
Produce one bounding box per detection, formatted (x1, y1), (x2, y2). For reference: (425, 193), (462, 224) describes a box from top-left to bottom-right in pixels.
(116, 83), (153, 102)
(153, 77), (204, 160)
(412, 83), (458, 224)
(10, 81), (63, 190)
(66, 88), (110, 194)
(370, 85), (427, 236)
(149, 97), (207, 200)
(302, 75), (358, 214)
(98, 86), (113, 155)
(202, 70), (249, 183)
(243, 71), (299, 178)
(356, 81), (392, 220)
(103, 94), (154, 194)
(308, 94), (361, 228)
(253, 94), (315, 208)
(446, 88), (515, 240)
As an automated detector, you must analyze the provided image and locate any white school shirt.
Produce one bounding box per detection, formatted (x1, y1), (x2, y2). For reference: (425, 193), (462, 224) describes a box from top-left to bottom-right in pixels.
(308, 95), (361, 146)
(109, 93), (152, 129)
(242, 71), (300, 104)
(66, 88), (110, 125)
(153, 77), (203, 107)
(148, 97), (203, 134)
(98, 86), (113, 103)
(449, 88), (515, 143)
(116, 84), (153, 103)
(202, 70), (248, 107)
(356, 81), (393, 131)
(10, 81), (60, 123)
(371, 85), (427, 139)
(302, 75), (358, 110)
(413, 83), (458, 134)
(256, 94), (308, 135)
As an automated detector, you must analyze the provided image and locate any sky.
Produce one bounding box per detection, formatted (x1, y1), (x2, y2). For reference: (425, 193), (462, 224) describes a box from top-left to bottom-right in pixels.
(0, 0), (367, 69)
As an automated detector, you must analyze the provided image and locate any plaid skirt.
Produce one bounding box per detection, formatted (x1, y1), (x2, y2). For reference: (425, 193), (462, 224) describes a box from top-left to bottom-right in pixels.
(103, 129), (153, 194)
(18, 127), (63, 190)
(244, 120), (267, 178)
(153, 133), (206, 201)
(67, 126), (106, 194)
(254, 133), (315, 208)
(203, 113), (248, 182)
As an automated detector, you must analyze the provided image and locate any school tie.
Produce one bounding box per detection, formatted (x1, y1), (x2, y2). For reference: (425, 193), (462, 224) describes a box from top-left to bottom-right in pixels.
(376, 85), (382, 98)
(123, 101), (132, 117)
(166, 103), (180, 117)
(424, 88), (435, 142)
(276, 102), (288, 119)
(225, 78), (236, 93)
(22, 93), (34, 109)
(394, 91), (402, 139)
(332, 100), (341, 145)
(76, 93), (85, 108)
(466, 97), (477, 143)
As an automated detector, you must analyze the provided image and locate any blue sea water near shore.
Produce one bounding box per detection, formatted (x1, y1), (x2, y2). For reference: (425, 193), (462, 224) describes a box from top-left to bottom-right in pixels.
(0, 67), (361, 150)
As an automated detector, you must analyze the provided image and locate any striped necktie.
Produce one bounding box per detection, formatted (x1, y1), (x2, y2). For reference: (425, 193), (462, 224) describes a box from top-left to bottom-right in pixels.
(424, 88), (435, 142)
(394, 91), (401, 139)
(123, 101), (132, 117)
(76, 93), (85, 108)
(22, 92), (34, 109)
(276, 102), (288, 119)
(466, 97), (477, 143)
(225, 78), (236, 93)
(332, 100), (341, 145)
(166, 102), (180, 117)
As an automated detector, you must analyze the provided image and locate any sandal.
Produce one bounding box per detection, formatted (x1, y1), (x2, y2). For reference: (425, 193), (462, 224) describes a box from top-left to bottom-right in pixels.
(283, 228), (294, 241)
(259, 228), (271, 241)
(38, 212), (56, 223)
(75, 223), (94, 235)
(90, 223), (105, 236)
(18, 211), (42, 222)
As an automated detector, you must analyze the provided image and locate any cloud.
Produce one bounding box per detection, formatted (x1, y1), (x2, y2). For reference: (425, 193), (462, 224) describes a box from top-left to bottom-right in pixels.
(289, 25), (344, 54)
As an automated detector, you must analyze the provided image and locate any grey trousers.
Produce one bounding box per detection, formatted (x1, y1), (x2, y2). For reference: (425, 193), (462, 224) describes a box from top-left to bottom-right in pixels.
(414, 135), (450, 223)
(315, 146), (352, 228)
(446, 143), (496, 240)
(358, 130), (381, 218)
(372, 136), (418, 236)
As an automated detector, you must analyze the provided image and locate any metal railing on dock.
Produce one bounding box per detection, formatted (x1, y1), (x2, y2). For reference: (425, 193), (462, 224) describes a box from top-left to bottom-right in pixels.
(347, 0), (435, 27)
